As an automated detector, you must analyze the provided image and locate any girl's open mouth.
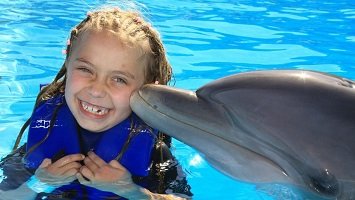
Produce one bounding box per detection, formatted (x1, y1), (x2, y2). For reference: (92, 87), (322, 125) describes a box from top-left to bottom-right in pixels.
(80, 100), (110, 116)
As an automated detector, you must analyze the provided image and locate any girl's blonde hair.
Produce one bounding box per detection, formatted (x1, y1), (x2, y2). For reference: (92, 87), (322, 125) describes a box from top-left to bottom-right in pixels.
(37, 7), (172, 106)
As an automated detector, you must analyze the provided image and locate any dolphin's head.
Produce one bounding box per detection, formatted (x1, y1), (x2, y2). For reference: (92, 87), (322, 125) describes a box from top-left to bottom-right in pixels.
(130, 70), (355, 198)
(130, 84), (297, 183)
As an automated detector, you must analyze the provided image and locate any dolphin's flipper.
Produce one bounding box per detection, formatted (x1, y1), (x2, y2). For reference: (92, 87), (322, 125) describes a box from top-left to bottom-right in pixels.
(130, 70), (355, 199)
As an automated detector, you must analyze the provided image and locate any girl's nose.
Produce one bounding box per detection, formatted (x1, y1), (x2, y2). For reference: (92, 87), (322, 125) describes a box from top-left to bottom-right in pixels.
(88, 81), (107, 98)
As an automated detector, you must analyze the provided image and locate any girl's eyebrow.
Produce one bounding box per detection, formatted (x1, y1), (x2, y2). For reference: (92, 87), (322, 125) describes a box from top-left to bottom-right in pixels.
(112, 70), (136, 80)
(76, 58), (94, 66)
(76, 58), (136, 79)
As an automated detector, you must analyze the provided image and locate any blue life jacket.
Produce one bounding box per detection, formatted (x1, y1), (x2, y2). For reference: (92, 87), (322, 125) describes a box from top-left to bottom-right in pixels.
(24, 95), (157, 199)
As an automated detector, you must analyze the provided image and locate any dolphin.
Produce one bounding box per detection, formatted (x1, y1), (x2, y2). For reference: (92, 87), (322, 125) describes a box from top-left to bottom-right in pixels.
(130, 70), (355, 199)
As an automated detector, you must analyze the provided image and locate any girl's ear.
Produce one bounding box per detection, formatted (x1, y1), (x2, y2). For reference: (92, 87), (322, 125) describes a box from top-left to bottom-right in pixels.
(154, 80), (159, 85)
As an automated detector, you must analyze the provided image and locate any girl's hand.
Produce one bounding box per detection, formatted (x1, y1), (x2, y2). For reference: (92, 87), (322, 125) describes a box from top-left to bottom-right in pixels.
(77, 151), (147, 198)
(35, 154), (84, 187)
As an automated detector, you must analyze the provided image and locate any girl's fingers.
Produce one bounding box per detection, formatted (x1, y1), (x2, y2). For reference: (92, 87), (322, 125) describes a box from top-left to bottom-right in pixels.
(80, 165), (95, 181)
(62, 168), (80, 177)
(45, 161), (82, 177)
(42, 154), (84, 176)
(52, 154), (85, 168)
(39, 158), (52, 168)
(83, 155), (99, 172)
(108, 160), (125, 171)
(59, 161), (82, 176)
(83, 151), (107, 172)
(87, 151), (106, 167)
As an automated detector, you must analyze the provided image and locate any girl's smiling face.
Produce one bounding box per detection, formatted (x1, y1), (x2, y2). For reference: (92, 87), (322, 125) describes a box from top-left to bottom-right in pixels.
(65, 30), (146, 132)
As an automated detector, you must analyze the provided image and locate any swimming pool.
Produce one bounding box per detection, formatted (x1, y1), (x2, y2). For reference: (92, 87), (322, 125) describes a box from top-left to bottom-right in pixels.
(0, 0), (354, 199)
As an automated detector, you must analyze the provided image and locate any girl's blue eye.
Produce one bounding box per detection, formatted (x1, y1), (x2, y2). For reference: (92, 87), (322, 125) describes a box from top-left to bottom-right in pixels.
(77, 67), (92, 74)
(113, 77), (127, 84)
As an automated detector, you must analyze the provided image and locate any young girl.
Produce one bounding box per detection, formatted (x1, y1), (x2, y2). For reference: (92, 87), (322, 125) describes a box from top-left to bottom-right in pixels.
(0, 6), (192, 200)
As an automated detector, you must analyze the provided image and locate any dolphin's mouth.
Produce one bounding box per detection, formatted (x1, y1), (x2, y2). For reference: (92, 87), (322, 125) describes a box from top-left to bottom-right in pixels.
(134, 89), (211, 134)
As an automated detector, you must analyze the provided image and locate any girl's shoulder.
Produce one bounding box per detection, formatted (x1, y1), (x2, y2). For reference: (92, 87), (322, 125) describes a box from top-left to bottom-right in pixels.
(131, 112), (158, 135)
(41, 93), (65, 105)
(35, 93), (65, 109)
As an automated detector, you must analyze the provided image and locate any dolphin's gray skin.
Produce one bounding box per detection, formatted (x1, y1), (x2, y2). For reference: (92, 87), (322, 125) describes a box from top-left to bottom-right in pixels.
(130, 70), (355, 199)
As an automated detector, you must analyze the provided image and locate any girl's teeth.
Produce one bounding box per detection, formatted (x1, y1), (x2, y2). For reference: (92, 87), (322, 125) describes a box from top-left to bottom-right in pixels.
(81, 101), (109, 115)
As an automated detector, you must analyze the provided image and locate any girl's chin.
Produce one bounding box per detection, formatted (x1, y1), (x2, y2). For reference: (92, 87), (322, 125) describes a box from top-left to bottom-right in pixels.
(75, 109), (111, 132)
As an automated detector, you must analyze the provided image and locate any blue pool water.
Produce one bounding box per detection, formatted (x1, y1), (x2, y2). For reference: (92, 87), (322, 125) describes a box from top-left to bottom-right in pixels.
(0, 0), (354, 199)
